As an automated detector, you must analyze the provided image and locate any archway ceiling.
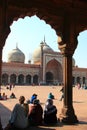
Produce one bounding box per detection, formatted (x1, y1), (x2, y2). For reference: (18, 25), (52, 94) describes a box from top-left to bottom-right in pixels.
(1, 0), (87, 34)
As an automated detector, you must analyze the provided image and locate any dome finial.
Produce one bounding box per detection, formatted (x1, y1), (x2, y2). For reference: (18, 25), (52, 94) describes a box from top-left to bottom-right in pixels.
(44, 35), (46, 44)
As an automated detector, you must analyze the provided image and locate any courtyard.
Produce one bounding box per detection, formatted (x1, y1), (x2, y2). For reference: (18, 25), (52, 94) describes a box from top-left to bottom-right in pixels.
(0, 85), (87, 130)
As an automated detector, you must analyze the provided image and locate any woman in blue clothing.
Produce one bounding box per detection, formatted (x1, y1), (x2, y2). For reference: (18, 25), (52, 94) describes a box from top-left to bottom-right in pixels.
(30, 94), (37, 104)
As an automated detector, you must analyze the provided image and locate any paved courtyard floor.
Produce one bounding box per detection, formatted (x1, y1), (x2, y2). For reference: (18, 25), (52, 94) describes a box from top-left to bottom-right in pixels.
(0, 85), (87, 130)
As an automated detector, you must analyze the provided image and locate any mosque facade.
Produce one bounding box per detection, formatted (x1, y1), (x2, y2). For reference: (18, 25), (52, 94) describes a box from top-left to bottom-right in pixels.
(1, 40), (87, 86)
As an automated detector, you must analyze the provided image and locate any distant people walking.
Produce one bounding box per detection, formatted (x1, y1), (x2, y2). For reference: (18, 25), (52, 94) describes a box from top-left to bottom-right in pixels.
(77, 83), (81, 89)
(12, 83), (15, 88)
(59, 85), (64, 101)
(9, 84), (12, 91)
(43, 99), (57, 124)
(4, 96), (29, 130)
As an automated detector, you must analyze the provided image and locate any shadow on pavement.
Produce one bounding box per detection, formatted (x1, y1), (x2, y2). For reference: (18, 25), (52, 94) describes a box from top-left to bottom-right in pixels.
(0, 102), (11, 128)
(79, 121), (87, 125)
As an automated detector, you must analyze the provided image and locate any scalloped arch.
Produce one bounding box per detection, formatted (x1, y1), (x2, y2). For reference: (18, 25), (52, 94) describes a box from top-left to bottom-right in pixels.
(8, 8), (60, 37)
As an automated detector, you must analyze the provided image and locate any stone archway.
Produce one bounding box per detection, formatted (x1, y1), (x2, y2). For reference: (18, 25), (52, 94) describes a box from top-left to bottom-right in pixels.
(0, 0), (87, 124)
(46, 59), (63, 85)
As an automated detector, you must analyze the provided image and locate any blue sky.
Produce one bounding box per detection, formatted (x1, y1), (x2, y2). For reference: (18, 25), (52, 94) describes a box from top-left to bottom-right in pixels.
(2, 15), (87, 68)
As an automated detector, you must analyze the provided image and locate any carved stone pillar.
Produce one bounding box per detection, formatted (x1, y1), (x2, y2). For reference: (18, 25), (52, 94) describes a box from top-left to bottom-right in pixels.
(0, 27), (10, 91)
(0, 31), (9, 88)
(0, 0), (10, 89)
(58, 44), (78, 124)
(0, 47), (2, 92)
(62, 54), (78, 124)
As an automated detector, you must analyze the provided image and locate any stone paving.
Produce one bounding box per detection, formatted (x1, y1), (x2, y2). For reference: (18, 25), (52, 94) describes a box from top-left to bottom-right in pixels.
(0, 85), (87, 130)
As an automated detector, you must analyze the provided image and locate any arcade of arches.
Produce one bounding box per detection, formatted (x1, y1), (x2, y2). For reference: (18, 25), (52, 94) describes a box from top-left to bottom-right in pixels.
(1, 44), (87, 86)
(0, 0), (87, 124)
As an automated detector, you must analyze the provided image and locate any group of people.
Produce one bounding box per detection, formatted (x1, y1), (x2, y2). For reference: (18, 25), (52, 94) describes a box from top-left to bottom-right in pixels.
(0, 92), (7, 100)
(6, 83), (15, 91)
(0, 92), (16, 100)
(3, 93), (58, 130)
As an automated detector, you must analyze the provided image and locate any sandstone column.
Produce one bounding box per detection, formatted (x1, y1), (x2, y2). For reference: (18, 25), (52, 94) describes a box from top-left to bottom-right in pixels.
(57, 12), (79, 123)
(62, 53), (78, 124)
(0, 47), (2, 92)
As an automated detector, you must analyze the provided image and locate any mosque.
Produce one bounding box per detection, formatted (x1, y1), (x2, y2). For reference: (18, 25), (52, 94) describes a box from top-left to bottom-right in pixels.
(1, 39), (87, 86)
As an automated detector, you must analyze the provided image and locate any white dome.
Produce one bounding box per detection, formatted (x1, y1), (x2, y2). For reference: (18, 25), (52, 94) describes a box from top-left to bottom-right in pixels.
(32, 42), (54, 63)
(7, 47), (25, 63)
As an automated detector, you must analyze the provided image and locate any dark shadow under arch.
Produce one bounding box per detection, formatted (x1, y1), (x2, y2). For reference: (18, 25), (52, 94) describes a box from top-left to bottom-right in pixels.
(46, 72), (53, 84)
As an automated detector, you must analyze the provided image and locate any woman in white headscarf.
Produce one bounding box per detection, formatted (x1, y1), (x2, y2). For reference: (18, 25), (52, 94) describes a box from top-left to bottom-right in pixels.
(43, 99), (57, 124)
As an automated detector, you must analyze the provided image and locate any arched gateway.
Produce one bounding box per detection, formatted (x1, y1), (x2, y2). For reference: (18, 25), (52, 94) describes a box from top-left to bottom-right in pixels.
(0, 0), (87, 124)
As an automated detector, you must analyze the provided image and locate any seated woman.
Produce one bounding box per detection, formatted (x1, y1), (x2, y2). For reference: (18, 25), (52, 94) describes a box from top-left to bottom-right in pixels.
(48, 92), (55, 99)
(4, 96), (29, 130)
(28, 99), (43, 126)
(2, 92), (7, 100)
(29, 93), (38, 104)
(43, 99), (57, 125)
(10, 92), (16, 99)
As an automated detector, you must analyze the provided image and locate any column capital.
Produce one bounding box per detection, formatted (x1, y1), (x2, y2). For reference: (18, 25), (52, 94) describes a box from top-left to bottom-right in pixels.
(57, 21), (79, 56)
(58, 43), (75, 56)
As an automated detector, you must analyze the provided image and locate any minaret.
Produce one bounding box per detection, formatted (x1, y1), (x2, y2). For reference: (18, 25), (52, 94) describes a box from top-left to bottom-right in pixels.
(16, 43), (18, 49)
(44, 35), (46, 44)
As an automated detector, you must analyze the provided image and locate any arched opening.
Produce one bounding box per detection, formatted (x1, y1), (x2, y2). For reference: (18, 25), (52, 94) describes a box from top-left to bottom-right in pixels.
(46, 72), (53, 84)
(83, 77), (85, 84)
(18, 74), (24, 85)
(26, 74), (31, 85)
(1, 73), (8, 85)
(2, 15), (59, 86)
(2, 15), (58, 64)
(72, 76), (75, 85)
(46, 59), (63, 85)
(1, 1), (84, 125)
(33, 75), (38, 85)
(76, 77), (80, 84)
(10, 74), (16, 84)
(73, 30), (87, 68)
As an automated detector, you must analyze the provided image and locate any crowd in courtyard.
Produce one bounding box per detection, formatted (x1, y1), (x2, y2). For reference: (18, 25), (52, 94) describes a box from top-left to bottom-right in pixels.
(0, 85), (87, 130)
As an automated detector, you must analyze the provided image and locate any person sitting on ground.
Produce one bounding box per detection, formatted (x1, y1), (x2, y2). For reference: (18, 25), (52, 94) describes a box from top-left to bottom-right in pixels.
(10, 92), (16, 99)
(43, 99), (57, 125)
(29, 93), (38, 104)
(48, 92), (55, 99)
(28, 99), (43, 126)
(6, 86), (9, 89)
(4, 96), (29, 130)
(0, 93), (3, 100)
(2, 92), (7, 100)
